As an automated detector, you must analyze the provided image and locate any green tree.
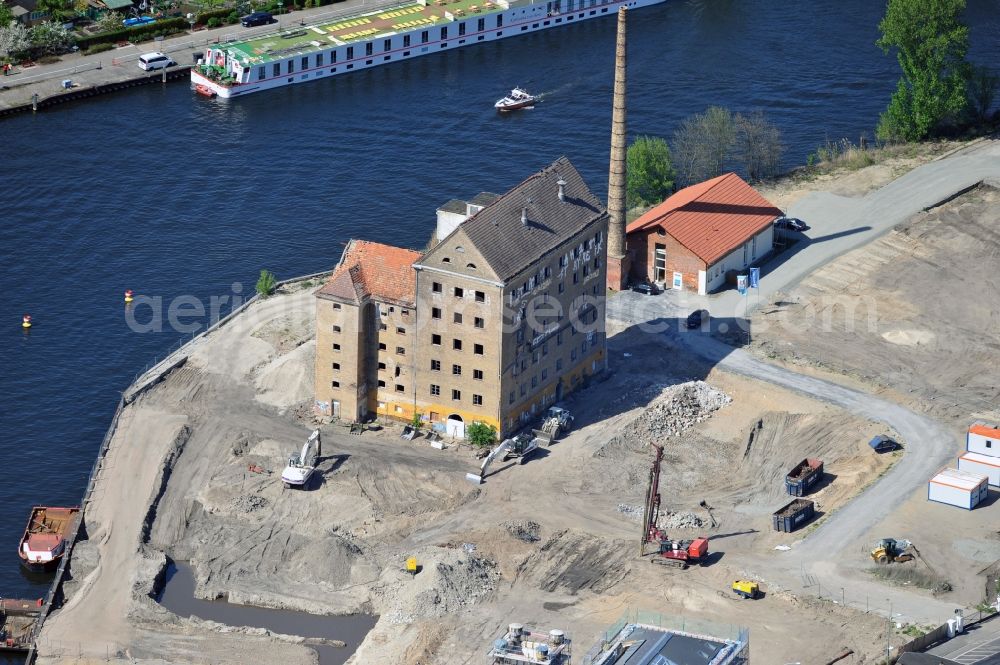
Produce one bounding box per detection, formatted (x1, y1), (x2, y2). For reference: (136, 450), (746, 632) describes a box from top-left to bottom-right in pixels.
(410, 411), (423, 430)
(29, 21), (73, 55)
(35, 0), (75, 22)
(876, 0), (969, 141)
(255, 269), (277, 297)
(0, 3), (14, 28)
(626, 135), (676, 208)
(967, 64), (999, 124)
(467, 422), (497, 447)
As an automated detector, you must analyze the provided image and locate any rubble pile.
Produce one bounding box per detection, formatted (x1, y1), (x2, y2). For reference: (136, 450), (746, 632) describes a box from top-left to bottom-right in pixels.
(229, 494), (270, 514)
(657, 511), (705, 529)
(597, 382), (731, 458)
(376, 549), (501, 624)
(502, 520), (541, 543)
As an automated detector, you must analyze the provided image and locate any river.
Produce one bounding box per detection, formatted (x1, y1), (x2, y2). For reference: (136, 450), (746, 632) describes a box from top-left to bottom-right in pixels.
(0, 0), (997, 637)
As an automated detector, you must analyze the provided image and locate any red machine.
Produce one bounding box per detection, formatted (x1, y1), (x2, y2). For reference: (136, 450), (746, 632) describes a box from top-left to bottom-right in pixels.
(640, 444), (710, 569)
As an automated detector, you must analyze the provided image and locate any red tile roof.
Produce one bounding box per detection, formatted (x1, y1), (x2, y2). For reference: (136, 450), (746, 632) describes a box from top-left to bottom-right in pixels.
(626, 173), (783, 265)
(318, 240), (421, 306)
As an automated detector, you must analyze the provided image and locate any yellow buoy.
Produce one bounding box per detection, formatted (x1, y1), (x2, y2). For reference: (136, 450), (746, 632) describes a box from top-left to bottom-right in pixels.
(22, 314), (31, 329)
(124, 289), (134, 303)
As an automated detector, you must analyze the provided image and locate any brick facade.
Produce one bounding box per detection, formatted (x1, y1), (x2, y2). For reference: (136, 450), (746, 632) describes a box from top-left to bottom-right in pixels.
(628, 228), (706, 292)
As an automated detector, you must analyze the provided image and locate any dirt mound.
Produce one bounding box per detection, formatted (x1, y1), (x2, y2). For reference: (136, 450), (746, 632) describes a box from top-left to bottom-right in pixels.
(375, 548), (501, 624)
(519, 530), (632, 595)
(596, 382), (731, 460)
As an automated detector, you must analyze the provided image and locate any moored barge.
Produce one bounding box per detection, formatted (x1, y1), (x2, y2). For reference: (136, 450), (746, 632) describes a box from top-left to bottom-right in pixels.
(191, 0), (664, 98)
(18, 506), (80, 573)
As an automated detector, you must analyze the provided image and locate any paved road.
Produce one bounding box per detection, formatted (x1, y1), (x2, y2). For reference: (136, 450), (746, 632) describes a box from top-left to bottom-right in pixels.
(703, 139), (1000, 320)
(0, 0), (402, 110)
(607, 139), (1000, 625)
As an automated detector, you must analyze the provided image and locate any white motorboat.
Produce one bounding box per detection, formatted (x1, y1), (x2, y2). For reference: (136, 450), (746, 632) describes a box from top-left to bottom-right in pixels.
(494, 87), (538, 112)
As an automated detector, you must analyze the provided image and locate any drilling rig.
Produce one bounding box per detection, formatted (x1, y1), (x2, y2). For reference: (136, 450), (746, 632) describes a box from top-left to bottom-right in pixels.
(640, 443), (710, 569)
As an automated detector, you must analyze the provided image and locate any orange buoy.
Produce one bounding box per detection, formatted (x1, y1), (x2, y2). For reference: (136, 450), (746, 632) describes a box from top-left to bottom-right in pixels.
(125, 289), (134, 303)
(22, 314), (31, 329)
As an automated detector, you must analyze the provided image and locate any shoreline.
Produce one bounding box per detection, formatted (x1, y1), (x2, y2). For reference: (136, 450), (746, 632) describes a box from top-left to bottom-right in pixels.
(27, 271), (330, 665)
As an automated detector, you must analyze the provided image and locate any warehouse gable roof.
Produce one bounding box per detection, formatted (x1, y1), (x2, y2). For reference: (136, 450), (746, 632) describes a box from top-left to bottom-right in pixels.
(626, 173), (783, 265)
(423, 157), (606, 282)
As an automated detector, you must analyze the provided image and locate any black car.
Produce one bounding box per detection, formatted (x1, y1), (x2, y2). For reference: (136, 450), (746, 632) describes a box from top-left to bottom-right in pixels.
(241, 11), (275, 27)
(631, 282), (659, 295)
(686, 309), (709, 329)
(774, 216), (808, 232)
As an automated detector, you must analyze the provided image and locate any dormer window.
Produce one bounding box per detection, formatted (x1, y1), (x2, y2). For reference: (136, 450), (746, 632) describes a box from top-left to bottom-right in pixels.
(442, 257), (451, 263)
(467, 263), (477, 269)
(455, 245), (465, 253)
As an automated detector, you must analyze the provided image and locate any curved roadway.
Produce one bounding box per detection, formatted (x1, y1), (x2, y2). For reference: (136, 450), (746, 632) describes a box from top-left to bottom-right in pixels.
(606, 139), (1000, 623)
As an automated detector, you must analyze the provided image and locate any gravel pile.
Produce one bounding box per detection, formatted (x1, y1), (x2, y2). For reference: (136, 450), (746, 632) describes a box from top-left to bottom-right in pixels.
(597, 382), (731, 459)
(378, 549), (501, 624)
(229, 494), (270, 514)
(502, 520), (541, 543)
(657, 511), (705, 529)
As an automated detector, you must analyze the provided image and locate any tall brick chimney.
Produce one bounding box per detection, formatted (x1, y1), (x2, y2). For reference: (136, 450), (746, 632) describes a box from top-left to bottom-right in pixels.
(606, 6), (630, 291)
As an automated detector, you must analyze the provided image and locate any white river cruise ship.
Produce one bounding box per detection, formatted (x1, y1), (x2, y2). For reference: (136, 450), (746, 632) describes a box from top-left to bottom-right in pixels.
(191, 0), (664, 98)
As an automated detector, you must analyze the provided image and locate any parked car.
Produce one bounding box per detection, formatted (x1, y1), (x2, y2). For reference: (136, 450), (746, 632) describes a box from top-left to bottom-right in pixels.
(631, 282), (659, 296)
(686, 309), (709, 329)
(868, 435), (898, 453)
(137, 52), (176, 71)
(123, 15), (156, 26)
(775, 216), (808, 231)
(241, 11), (275, 27)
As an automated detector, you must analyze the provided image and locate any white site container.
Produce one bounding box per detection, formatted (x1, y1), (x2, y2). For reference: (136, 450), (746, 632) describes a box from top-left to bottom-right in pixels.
(958, 452), (1000, 487)
(927, 467), (989, 510)
(967, 422), (1000, 458)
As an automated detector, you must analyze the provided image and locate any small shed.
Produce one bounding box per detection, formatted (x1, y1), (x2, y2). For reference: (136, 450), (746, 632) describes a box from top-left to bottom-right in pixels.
(958, 451), (1000, 487)
(928, 468), (989, 510)
(967, 422), (1000, 457)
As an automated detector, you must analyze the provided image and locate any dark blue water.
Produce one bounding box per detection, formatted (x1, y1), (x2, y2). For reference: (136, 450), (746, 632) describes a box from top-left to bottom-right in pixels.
(1, 0), (998, 607)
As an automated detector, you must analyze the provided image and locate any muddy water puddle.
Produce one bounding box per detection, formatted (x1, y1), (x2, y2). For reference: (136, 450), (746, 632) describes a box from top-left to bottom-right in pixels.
(159, 562), (376, 665)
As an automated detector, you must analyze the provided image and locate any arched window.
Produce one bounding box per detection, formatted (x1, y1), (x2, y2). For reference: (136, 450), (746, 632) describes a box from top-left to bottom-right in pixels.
(467, 263), (477, 269)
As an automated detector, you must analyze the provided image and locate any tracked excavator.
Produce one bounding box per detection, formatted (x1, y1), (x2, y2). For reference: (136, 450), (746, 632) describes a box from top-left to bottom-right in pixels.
(465, 434), (538, 484)
(281, 430), (321, 489)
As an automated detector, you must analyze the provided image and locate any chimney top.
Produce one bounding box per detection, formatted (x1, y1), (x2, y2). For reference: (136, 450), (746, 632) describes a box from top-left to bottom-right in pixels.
(557, 177), (567, 202)
(521, 206), (529, 226)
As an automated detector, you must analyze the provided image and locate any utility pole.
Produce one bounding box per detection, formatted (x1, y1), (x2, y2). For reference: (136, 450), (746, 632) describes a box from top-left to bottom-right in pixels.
(885, 599), (892, 664)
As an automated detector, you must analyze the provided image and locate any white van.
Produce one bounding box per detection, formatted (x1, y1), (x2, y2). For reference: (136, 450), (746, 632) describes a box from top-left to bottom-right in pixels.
(137, 52), (176, 71)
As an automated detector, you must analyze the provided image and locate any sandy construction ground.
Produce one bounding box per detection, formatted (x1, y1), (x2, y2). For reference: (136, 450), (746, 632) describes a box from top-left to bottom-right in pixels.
(36, 143), (1000, 665)
(747, 183), (1000, 609)
(36, 278), (906, 665)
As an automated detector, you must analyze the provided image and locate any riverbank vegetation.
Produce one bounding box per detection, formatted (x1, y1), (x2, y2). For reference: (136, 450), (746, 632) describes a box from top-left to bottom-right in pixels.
(877, 0), (998, 141)
(625, 106), (785, 206)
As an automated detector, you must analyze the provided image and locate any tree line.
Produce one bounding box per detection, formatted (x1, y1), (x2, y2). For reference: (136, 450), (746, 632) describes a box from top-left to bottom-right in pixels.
(625, 106), (785, 210)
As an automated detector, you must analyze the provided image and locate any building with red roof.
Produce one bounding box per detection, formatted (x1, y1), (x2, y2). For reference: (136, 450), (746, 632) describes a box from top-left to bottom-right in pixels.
(625, 173), (783, 294)
(315, 158), (609, 434)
